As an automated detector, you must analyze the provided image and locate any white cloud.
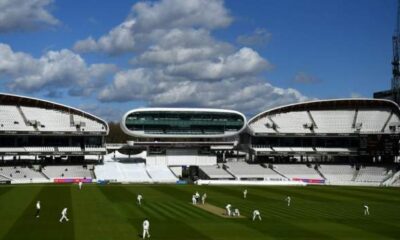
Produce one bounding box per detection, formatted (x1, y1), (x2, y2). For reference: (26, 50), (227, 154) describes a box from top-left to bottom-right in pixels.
(0, 43), (116, 96)
(99, 69), (155, 102)
(0, 0), (59, 32)
(0, 44), (39, 75)
(74, 20), (137, 55)
(73, 0), (232, 55)
(132, 0), (232, 31)
(99, 69), (308, 116)
(87, 0), (310, 115)
(165, 47), (270, 80)
(136, 28), (232, 65)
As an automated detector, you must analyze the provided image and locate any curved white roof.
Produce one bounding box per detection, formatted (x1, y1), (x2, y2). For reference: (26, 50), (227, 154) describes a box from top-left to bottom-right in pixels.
(248, 98), (400, 135)
(0, 93), (108, 134)
(249, 98), (400, 124)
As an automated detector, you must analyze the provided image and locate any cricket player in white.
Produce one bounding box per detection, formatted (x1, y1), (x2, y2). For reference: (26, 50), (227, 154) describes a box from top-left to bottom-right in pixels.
(192, 195), (197, 205)
(364, 204), (370, 215)
(137, 194), (143, 206)
(59, 207), (69, 222)
(225, 204), (232, 216)
(243, 189), (247, 199)
(78, 181), (83, 190)
(35, 201), (40, 218)
(252, 210), (262, 221)
(233, 208), (240, 217)
(201, 193), (207, 205)
(142, 219), (150, 239)
(286, 196), (291, 207)
(195, 191), (200, 202)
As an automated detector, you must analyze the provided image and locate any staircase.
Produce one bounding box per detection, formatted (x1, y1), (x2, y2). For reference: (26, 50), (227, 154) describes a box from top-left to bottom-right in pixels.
(223, 164), (239, 180)
(315, 166), (326, 180)
(269, 165), (289, 180)
(16, 106), (33, 128)
(351, 169), (359, 181)
(382, 170), (400, 186)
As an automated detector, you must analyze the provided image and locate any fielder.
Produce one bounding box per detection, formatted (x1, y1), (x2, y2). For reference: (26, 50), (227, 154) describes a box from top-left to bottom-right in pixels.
(364, 204), (370, 216)
(192, 195), (197, 205)
(137, 194), (143, 206)
(59, 207), (69, 222)
(35, 200), (41, 218)
(78, 181), (83, 190)
(243, 189), (248, 199)
(225, 204), (232, 216)
(252, 209), (262, 221)
(201, 193), (207, 205)
(142, 218), (150, 239)
(233, 208), (240, 217)
(286, 196), (291, 207)
(195, 191), (200, 202)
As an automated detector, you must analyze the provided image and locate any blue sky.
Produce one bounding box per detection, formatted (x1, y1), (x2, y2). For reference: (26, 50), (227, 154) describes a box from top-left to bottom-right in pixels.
(0, 0), (396, 121)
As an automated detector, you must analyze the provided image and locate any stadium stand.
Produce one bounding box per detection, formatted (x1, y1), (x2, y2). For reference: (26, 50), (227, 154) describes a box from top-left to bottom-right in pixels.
(311, 110), (354, 133)
(42, 166), (93, 179)
(314, 147), (356, 153)
(0, 94), (108, 165)
(74, 115), (106, 132)
(354, 166), (392, 183)
(199, 165), (235, 179)
(0, 147), (26, 154)
(169, 166), (182, 178)
(356, 109), (391, 133)
(384, 113), (400, 132)
(95, 161), (152, 183)
(0, 166), (48, 183)
(24, 147), (55, 153)
(21, 106), (76, 132)
(270, 111), (312, 133)
(225, 162), (285, 180)
(318, 165), (355, 184)
(146, 149), (217, 166)
(393, 178), (400, 186)
(0, 105), (34, 131)
(146, 166), (178, 183)
(85, 146), (107, 152)
(1, 95), (400, 187)
(249, 117), (277, 134)
(0, 174), (10, 181)
(273, 164), (322, 180)
(58, 147), (82, 152)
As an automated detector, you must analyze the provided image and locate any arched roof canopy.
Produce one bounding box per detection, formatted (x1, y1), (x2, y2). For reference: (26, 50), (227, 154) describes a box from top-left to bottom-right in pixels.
(249, 98), (400, 125)
(0, 93), (108, 134)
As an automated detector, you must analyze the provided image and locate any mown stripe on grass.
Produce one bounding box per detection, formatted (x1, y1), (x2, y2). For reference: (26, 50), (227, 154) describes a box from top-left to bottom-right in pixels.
(321, 186), (400, 202)
(154, 201), (204, 220)
(72, 185), (139, 240)
(338, 219), (400, 239)
(97, 185), (155, 220)
(149, 185), (230, 220)
(169, 202), (214, 220)
(0, 185), (42, 239)
(0, 186), (13, 197)
(2, 185), (74, 240)
(244, 218), (336, 240)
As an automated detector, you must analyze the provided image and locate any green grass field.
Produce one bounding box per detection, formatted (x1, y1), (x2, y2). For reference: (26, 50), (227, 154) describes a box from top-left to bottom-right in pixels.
(0, 184), (399, 240)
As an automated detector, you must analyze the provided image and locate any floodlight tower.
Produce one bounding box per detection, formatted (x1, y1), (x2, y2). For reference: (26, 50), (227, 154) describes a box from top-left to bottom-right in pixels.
(392, 0), (400, 90)
(375, 0), (400, 104)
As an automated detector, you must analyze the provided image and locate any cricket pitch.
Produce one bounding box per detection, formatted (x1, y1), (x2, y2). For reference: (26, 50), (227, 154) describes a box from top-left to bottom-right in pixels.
(193, 203), (246, 218)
